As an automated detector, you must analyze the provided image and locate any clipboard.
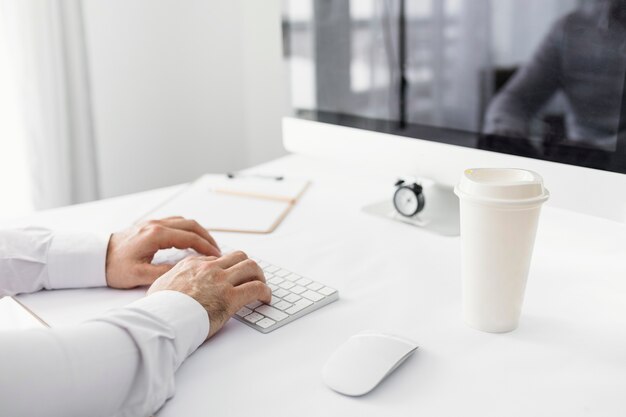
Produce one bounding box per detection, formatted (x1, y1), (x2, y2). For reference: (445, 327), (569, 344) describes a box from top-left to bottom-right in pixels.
(138, 174), (311, 234)
(0, 296), (50, 330)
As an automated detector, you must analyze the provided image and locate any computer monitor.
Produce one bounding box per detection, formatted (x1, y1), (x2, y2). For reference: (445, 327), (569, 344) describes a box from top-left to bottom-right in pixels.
(281, 0), (626, 223)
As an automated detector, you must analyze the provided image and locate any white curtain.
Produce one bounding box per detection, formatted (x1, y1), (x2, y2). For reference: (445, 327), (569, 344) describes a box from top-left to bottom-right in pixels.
(1, 0), (99, 210)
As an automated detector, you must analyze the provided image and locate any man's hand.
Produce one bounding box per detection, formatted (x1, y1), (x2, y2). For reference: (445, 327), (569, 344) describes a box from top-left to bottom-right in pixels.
(106, 217), (220, 289)
(147, 251), (271, 339)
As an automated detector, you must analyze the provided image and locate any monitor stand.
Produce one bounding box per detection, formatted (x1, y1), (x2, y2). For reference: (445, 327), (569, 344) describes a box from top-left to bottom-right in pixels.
(362, 180), (460, 236)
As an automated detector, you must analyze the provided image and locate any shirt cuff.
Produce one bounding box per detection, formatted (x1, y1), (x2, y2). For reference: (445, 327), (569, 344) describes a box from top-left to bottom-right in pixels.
(127, 291), (210, 364)
(47, 231), (110, 290)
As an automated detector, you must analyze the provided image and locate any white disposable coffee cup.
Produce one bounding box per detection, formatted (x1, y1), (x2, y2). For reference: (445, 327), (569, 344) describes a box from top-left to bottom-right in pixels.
(454, 168), (549, 333)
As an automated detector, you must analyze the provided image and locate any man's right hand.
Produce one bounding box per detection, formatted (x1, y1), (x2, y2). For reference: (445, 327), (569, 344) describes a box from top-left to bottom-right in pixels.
(147, 251), (271, 339)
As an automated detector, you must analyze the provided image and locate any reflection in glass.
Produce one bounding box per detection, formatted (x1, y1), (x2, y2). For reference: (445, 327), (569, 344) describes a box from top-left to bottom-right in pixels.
(283, 0), (626, 168)
(484, 0), (626, 151)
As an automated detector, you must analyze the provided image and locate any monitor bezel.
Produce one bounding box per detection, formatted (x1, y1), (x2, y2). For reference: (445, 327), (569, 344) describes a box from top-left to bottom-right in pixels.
(295, 109), (626, 175)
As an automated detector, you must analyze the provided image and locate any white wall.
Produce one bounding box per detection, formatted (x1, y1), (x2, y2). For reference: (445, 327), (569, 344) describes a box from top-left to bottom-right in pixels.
(240, 0), (290, 167)
(82, 0), (287, 199)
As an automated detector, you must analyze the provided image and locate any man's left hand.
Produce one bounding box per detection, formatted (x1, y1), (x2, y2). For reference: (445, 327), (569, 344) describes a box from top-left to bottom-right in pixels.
(105, 217), (221, 289)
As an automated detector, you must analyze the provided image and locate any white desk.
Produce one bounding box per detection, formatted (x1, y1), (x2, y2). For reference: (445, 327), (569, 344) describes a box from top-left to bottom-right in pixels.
(12, 155), (626, 416)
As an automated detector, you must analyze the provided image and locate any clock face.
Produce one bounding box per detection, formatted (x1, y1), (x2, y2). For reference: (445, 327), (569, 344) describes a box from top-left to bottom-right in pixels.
(393, 186), (420, 217)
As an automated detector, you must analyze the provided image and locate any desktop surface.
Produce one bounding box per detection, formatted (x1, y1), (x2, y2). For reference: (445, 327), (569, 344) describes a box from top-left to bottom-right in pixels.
(12, 154), (626, 417)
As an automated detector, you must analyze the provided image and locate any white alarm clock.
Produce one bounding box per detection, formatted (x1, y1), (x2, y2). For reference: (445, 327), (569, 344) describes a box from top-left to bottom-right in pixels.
(393, 180), (425, 217)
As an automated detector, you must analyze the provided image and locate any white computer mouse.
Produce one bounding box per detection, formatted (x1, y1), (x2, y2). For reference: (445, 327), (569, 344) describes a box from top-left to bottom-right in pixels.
(322, 331), (418, 396)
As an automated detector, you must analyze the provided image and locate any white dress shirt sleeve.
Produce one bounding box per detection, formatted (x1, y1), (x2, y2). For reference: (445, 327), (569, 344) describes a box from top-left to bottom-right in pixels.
(0, 227), (211, 416)
(0, 227), (109, 296)
(0, 290), (210, 417)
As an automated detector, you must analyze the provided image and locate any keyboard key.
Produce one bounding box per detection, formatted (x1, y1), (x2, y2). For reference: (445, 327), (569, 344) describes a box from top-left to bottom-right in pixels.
(246, 301), (263, 310)
(272, 288), (289, 298)
(264, 265), (280, 273)
(256, 318), (276, 329)
(274, 300), (293, 311)
(230, 250), (339, 333)
(302, 290), (324, 302)
(236, 307), (252, 317)
(279, 281), (295, 290)
(283, 293), (301, 303)
(274, 269), (291, 278)
(285, 299), (313, 315)
(286, 273), (301, 281)
(268, 277), (284, 285)
(296, 278), (312, 286)
(290, 285), (306, 294)
(318, 286), (337, 296)
(255, 305), (288, 322)
(244, 312), (264, 323)
(269, 296), (282, 306)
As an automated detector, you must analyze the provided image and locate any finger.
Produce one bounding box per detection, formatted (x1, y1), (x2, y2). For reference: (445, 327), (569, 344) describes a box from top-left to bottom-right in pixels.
(161, 218), (220, 248)
(191, 255), (219, 262)
(148, 226), (221, 257)
(225, 259), (266, 286)
(139, 217), (182, 228)
(212, 250), (248, 269)
(233, 280), (272, 307)
(158, 218), (221, 254)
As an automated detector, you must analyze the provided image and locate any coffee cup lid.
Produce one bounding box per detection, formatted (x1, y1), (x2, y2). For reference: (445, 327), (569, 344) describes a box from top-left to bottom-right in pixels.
(454, 168), (550, 206)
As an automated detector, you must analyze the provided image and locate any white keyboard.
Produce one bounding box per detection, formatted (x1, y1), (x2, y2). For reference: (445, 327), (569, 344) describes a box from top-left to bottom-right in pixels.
(233, 256), (339, 333)
(152, 247), (339, 333)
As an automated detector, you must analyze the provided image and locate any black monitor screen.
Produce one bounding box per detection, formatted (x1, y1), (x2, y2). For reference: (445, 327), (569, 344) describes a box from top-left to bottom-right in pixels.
(283, 0), (626, 174)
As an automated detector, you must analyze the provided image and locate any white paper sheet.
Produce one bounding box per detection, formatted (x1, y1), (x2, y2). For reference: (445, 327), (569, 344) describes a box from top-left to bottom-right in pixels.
(143, 175), (309, 233)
